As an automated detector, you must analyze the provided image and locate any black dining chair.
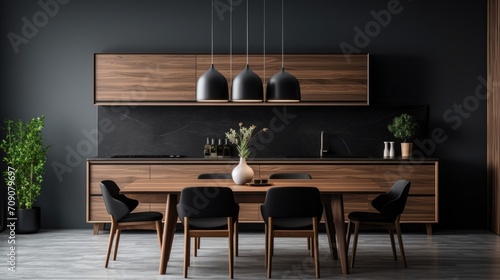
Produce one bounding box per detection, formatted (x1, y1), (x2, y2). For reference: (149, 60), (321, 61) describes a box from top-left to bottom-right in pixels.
(268, 173), (312, 179)
(197, 173), (233, 179)
(176, 186), (239, 279)
(267, 172), (321, 255)
(100, 180), (163, 268)
(346, 179), (411, 268)
(195, 173), (235, 256)
(260, 186), (323, 278)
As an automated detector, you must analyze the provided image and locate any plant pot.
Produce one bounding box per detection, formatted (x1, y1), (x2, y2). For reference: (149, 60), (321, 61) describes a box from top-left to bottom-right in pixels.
(232, 157), (254, 185)
(16, 207), (41, 234)
(401, 142), (413, 159)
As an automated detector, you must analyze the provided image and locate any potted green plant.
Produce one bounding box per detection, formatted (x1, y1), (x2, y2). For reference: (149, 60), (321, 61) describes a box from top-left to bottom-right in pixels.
(387, 113), (419, 158)
(0, 116), (50, 233)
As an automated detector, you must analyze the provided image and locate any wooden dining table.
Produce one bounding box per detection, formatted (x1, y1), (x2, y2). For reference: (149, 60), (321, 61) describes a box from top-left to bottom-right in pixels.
(120, 178), (384, 275)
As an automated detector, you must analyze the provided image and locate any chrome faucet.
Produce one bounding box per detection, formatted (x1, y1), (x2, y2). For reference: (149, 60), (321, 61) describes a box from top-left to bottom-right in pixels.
(320, 131), (329, 157)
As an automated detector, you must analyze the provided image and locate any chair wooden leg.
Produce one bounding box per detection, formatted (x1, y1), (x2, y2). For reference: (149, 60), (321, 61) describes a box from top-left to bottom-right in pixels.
(267, 218), (273, 278)
(183, 218), (190, 278)
(193, 237), (198, 257)
(388, 228), (397, 261)
(264, 224), (268, 268)
(346, 220), (352, 255)
(313, 217), (320, 278)
(308, 237), (313, 256)
(228, 217), (234, 279)
(156, 221), (163, 249)
(104, 222), (117, 268)
(234, 221), (239, 257)
(351, 221), (360, 269)
(395, 222), (407, 268)
(112, 229), (121, 261)
(197, 237), (201, 249)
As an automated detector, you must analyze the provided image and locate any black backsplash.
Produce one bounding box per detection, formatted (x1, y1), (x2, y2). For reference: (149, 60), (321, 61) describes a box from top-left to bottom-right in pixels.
(97, 105), (429, 159)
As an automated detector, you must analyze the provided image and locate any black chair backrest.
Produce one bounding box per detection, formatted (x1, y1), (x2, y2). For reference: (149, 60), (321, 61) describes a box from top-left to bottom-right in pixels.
(197, 173), (233, 179)
(100, 181), (135, 221)
(176, 187), (239, 221)
(268, 173), (312, 179)
(100, 180), (139, 211)
(261, 187), (323, 219)
(371, 179), (411, 218)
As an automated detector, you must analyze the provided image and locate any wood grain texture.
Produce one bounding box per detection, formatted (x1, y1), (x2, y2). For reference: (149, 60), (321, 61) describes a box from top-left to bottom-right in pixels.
(96, 53), (368, 104)
(94, 54), (196, 102)
(488, 0), (500, 235)
(87, 160), (438, 227)
(86, 162), (151, 224)
(197, 54), (368, 102)
(279, 54), (368, 102)
(258, 164), (378, 180)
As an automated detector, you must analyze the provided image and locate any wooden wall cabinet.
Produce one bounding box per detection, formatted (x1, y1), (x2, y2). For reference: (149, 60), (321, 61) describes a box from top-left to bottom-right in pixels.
(95, 53), (369, 105)
(87, 159), (437, 235)
(94, 54), (196, 103)
(275, 54), (369, 102)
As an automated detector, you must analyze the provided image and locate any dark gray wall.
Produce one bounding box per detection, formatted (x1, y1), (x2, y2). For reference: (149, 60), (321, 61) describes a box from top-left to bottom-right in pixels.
(0, 0), (486, 230)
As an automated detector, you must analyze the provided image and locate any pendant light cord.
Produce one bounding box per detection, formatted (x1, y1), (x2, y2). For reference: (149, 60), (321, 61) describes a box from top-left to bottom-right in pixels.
(263, 0), (266, 80)
(211, 0), (214, 65)
(281, 0), (284, 68)
(230, 0), (232, 82)
(246, 0), (249, 65)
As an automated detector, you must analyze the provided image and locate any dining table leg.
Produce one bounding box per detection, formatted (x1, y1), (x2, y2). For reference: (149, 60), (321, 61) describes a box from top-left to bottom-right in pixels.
(159, 194), (179, 274)
(321, 196), (338, 260)
(331, 194), (349, 275)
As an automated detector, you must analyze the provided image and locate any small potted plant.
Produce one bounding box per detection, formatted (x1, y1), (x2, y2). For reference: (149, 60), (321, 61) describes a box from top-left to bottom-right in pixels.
(0, 115), (50, 233)
(387, 113), (419, 159)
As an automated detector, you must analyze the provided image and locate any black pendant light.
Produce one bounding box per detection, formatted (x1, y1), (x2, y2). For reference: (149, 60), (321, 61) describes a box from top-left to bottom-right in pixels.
(266, 0), (300, 102)
(231, 0), (263, 102)
(196, 0), (229, 102)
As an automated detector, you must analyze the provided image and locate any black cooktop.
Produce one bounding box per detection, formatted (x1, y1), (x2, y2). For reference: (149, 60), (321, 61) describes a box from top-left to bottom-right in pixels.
(110, 155), (185, 158)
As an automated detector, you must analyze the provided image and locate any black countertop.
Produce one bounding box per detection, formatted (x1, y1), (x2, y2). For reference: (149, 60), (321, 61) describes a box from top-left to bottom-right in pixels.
(88, 156), (438, 162)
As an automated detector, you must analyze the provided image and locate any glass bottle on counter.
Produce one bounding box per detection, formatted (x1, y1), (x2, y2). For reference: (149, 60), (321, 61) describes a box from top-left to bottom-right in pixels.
(223, 138), (231, 158)
(210, 138), (217, 158)
(217, 139), (224, 158)
(204, 137), (211, 158)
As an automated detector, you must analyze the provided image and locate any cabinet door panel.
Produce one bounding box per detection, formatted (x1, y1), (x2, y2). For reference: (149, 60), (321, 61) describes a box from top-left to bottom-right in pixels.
(259, 164), (378, 180)
(89, 164), (150, 194)
(401, 196), (437, 222)
(284, 54), (368, 102)
(378, 164), (437, 195)
(89, 196), (109, 222)
(87, 163), (151, 223)
(95, 54), (196, 102)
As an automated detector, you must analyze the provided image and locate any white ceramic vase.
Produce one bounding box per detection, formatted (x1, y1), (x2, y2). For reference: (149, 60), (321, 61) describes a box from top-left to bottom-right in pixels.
(232, 157), (254, 185)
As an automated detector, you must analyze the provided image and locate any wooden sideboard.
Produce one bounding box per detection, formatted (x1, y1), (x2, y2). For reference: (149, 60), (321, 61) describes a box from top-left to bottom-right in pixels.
(94, 53), (369, 106)
(87, 158), (438, 235)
